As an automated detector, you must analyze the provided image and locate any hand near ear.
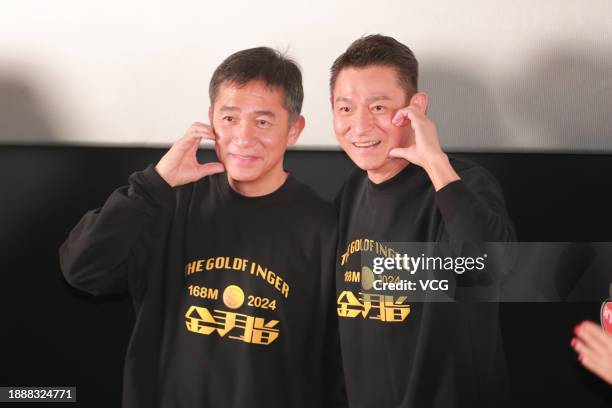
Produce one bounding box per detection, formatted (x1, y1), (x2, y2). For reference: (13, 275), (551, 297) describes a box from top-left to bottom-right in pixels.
(155, 122), (225, 188)
(388, 106), (445, 169)
(388, 95), (460, 191)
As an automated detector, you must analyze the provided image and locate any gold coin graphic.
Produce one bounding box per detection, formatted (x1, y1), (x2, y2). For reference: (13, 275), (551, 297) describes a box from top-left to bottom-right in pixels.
(361, 266), (375, 290)
(223, 285), (245, 309)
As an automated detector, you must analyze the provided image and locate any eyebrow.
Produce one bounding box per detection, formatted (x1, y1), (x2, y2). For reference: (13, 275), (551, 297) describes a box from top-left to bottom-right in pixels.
(219, 106), (275, 118)
(334, 95), (392, 103)
(367, 95), (392, 102)
(254, 110), (275, 118)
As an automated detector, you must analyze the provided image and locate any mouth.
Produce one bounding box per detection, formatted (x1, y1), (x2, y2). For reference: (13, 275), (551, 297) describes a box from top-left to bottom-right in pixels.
(227, 153), (261, 164)
(230, 153), (257, 159)
(352, 140), (381, 149)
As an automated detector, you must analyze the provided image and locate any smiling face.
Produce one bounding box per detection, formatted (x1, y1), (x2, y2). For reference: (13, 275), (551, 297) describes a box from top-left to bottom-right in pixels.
(332, 65), (412, 181)
(210, 80), (304, 196)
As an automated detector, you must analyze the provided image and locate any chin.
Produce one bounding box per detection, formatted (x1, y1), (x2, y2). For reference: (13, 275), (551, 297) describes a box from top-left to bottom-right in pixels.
(225, 165), (262, 182)
(348, 154), (387, 172)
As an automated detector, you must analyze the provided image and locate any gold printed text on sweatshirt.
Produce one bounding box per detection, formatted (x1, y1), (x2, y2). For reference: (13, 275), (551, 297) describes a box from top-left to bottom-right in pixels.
(338, 238), (411, 323)
(183, 256), (287, 346)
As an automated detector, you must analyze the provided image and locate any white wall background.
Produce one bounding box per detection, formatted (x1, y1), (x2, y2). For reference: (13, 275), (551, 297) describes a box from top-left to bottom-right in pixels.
(1, 0), (611, 151)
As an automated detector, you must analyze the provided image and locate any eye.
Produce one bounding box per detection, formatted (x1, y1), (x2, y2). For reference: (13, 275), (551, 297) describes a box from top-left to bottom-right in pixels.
(338, 106), (351, 113)
(222, 116), (235, 123)
(257, 119), (271, 127)
(372, 105), (386, 112)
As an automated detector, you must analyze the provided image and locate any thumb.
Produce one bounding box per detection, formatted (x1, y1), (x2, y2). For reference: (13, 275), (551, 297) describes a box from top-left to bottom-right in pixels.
(196, 162), (225, 179)
(389, 146), (420, 165)
(388, 147), (408, 159)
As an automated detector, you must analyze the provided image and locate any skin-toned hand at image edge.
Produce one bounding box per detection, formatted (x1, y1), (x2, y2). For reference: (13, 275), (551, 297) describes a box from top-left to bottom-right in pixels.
(572, 321), (612, 385)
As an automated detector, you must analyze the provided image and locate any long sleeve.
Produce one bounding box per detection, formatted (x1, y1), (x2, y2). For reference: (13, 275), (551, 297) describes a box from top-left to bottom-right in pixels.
(434, 165), (513, 405)
(435, 165), (516, 243)
(434, 165), (517, 294)
(59, 165), (175, 297)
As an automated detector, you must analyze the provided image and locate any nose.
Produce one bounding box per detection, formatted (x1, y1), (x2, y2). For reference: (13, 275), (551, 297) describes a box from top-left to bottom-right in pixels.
(353, 108), (374, 137)
(232, 121), (256, 147)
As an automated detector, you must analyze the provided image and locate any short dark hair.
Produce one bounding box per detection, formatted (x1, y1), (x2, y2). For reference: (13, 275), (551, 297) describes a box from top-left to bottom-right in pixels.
(330, 34), (419, 101)
(209, 47), (303, 121)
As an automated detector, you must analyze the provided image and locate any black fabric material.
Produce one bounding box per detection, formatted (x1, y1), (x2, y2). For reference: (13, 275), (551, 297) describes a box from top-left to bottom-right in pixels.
(334, 159), (515, 408)
(58, 165), (344, 408)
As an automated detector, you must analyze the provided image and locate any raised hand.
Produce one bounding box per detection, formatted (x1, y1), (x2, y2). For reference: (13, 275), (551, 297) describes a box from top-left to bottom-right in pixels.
(388, 106), (459, 191)
(388, 106), (444, 168)
(155, 122), (225, 187)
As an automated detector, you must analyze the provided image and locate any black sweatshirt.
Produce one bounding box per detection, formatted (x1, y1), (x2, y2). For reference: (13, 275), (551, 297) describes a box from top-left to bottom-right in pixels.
(335, 158), (516, 408)
(60, 165), (345, 408)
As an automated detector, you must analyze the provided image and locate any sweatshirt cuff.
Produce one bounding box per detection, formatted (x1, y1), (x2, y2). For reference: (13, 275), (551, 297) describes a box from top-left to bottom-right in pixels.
(140, 164), (176, 208)
(435, 180), (474, 225)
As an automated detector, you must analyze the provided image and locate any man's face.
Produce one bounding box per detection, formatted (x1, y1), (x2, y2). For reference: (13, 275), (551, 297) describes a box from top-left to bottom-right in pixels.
(332, 65), (410, 174)
(210, 80), (302, 192)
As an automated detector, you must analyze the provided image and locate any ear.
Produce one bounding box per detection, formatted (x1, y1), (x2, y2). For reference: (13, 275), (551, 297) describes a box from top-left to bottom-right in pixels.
(409, 92), (428, 114)
(208, 106), (213, 124)
(287, 115), (305, 146)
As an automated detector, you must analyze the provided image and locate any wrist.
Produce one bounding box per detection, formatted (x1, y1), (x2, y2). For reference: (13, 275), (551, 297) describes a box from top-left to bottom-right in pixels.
(141, 165), (177, 208)
(424, 153), (460, 191)
(154, 164), (175, 188)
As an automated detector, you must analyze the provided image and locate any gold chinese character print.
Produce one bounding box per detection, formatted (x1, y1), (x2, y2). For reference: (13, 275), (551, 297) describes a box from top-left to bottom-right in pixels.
(337, 291), (410, 322)
(185, 306), (280, 345)
(182, 256), (287, 346)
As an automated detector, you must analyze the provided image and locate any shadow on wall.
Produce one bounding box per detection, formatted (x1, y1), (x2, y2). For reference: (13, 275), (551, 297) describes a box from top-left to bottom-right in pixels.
(0, 72), (58, 144)
(421, 66), (511, 151)
(0, 70), (60, 257)
(506, 48), (612, 152)
(420, 47), (612, 153)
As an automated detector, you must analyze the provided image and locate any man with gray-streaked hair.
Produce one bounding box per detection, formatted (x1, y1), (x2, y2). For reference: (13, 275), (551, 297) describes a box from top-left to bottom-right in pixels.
(60, 47), (346, 408)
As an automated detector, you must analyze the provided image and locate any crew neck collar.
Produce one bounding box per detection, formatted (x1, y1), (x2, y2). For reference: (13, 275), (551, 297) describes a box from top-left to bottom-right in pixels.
(367, 162), (418, 192)
(218, 172), (297, 204)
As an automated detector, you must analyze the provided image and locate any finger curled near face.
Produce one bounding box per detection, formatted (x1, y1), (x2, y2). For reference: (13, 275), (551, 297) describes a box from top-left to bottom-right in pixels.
(190, 123), (204, 133)
(392, 108), (411, 126)
(188, 123), (216, 140)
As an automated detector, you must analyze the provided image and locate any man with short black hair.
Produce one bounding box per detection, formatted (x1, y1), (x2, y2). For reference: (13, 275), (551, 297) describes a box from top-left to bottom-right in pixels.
(331, 35), (515, 407)
(60, 47), (345, 408)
